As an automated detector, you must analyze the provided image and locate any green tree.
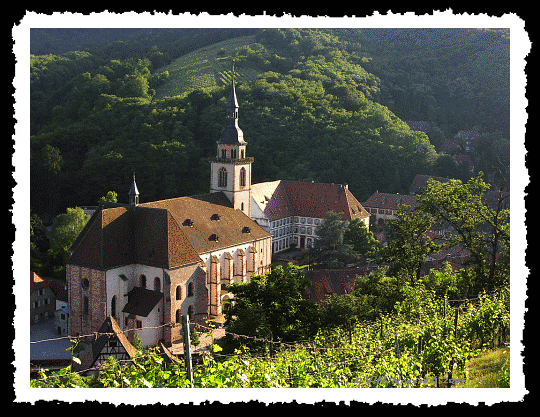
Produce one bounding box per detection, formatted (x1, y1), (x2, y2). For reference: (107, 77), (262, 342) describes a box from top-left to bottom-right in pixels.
(48, 207), (90, 264)
(321, 293), (362, 338)
(310, 211), (359, 268)
(352, 268), (404, 320)
(374, 207), (441, 285)
(343, 217), (379, 261)
(222, 264), (321, 353)
(417, 173), (509, 292)
(30, 212), (49, 275)
(31, 144), (64, 217)
(98, 191), (118, 205)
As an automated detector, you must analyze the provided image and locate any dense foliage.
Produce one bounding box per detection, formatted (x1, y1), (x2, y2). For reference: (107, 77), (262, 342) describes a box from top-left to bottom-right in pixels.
(30, 28), (509, 225)
(31, 175), (510, 388)
(29, 30), (511, 389)
(31, 276), (509, 388)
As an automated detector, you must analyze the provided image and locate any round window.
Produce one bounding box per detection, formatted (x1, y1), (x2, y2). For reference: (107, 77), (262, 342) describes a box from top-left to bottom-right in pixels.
(82, 278), (90, 290)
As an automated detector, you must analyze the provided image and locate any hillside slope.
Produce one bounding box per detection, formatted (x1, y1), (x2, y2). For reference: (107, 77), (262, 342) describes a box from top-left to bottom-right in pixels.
(153, 35), (261, 99)
(29, 28), (509, 221)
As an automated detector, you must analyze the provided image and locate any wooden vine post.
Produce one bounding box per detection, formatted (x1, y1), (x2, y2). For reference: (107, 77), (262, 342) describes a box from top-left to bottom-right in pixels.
(182, 314), (194, 388)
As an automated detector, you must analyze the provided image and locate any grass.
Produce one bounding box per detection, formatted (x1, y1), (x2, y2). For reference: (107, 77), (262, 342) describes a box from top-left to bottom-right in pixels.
(457, 347), (510, 388)
(153, 35), (261, 100)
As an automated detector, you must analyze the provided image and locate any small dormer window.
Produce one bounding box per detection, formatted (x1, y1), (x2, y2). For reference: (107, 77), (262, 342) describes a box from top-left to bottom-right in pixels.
(209, 233), (219, 242)
(242, 226), (251, 234)
(211, 213), (221, 221)
(183, 218), (194, 227)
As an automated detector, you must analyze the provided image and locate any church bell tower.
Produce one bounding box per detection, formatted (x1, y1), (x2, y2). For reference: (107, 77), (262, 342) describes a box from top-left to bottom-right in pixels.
(210, 72), (253, 217)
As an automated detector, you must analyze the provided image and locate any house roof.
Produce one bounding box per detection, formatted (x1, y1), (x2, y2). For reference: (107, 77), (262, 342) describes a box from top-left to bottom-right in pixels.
(141, 192), (270, 255)
(72, 316), (137, 373)
(251, 180), (370, 222)
(30, 271), (67, 300)
(122, 286), (163, 317)
(251, 180), (294, 221)
(30, 271), (47, 293)
(68, 192), (270, 271)
(361, 191), (418, 211)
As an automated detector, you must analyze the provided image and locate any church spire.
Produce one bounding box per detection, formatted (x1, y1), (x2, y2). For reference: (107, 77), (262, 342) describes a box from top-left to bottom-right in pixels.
(128, 172), (139, 207)
(210, 64), (253, 217)
(219, 65), (245, 145)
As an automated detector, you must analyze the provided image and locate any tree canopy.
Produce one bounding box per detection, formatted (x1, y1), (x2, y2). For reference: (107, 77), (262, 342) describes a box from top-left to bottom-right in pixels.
(30, 28), (509, 223)
(222, 264), (321, 353)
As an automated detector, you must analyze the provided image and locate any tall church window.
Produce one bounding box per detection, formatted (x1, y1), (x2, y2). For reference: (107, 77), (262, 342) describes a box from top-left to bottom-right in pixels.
(240, 167), (246, 187)
(140, 275), (147, 288)
(83, 296), (89, 315)
(176, 286), (182, 300)
(218, 167), (227, 187)
(111, 296), (117, 318)
(221, 149), (227, 159)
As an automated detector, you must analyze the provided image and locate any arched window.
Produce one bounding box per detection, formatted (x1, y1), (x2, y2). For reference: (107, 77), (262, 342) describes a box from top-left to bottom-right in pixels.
(111, 295), (116, 318)
(218, 167), (227, 187)
(140, 275), (147, 288)
(176, 285), (182, 300)
(188, 305), (194, 321)
(240, 167), (246, 187)
(187, 282), (194, 297)
(154, 277), (161, 292)
(176, 309), (181, 324)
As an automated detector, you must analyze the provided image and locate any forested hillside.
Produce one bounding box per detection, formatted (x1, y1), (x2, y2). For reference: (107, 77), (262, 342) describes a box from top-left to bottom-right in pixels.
(30, 28), (510, 222)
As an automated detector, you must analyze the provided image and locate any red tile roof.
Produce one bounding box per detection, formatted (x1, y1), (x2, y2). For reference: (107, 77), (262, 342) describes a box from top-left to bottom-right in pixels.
(68, 193), (271, 271)
(252, 180), (370, 222)
(282, 181), (369, 221)
(251, 181), (294, 221)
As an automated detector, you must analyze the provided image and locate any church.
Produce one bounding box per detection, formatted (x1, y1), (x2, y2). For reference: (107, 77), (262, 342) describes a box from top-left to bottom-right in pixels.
(66, 77), (369, 349)
(66, 79), (272, 348)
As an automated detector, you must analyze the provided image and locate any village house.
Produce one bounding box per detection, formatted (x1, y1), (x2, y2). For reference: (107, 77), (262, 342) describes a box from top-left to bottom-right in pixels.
(361, 191), (418, 228)
(251, 180), (370, 254)
(31, 271), (69, 334)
